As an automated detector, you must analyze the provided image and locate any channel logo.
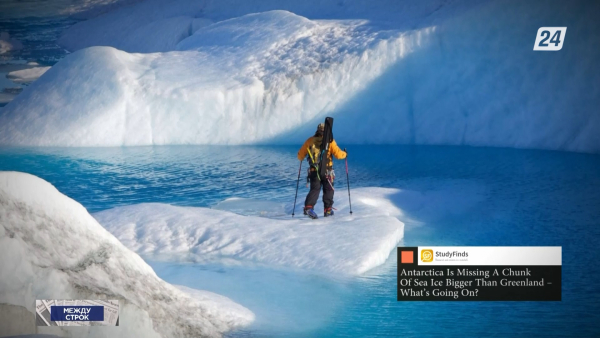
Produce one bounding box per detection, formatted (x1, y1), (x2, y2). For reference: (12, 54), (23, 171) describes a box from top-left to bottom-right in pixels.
(36, 300), (119, 326)
(421, 249), (434, 262)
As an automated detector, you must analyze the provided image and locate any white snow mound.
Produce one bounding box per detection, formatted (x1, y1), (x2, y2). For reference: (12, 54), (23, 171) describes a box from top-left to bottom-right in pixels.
(0, 10), (430, 146)
(56, 0), (443, 53)
(93, 188), (405, 275)
(0, 171), (253, 338)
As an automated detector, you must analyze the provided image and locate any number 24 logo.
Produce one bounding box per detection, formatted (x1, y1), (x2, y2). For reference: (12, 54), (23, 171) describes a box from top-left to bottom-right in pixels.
(534, 27), (566, 51)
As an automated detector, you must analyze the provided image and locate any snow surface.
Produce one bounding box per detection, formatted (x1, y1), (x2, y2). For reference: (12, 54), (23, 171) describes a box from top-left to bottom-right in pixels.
(6, 67), (51, 84)
(212, 198), (289, 218)
(0, 171), (253, 338)
(1, 0), (598, 153)
(93, 187), (406, 275)
(57, 0), (446, 52)
(211, 181), (485, 228)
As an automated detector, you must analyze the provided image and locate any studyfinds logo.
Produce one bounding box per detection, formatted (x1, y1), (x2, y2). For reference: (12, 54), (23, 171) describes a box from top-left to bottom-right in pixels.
(421, 249), (433, 263)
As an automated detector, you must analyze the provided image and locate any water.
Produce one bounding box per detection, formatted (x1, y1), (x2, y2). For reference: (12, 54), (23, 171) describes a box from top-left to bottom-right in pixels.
(1, 145), (599, 337)
(0, 16), (75, 64)
(0, 13), (77, 106)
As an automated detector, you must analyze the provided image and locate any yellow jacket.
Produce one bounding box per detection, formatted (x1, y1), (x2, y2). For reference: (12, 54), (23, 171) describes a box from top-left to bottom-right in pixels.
(297, 136), (346, 168)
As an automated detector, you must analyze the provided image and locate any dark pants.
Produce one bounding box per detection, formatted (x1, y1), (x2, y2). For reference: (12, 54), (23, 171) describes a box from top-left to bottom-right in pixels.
(304, 168), (334, 209)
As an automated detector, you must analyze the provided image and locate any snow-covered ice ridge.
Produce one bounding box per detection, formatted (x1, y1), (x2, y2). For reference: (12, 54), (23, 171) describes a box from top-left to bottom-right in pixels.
(94, 188), (406, 276)
(0, 172), (253, 338)
(0, 10), (430, 147)
(1, 0), (599, 153)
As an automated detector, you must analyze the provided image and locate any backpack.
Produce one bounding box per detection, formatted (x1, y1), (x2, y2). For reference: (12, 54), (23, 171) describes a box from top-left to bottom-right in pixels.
(306, 136), (323, 168)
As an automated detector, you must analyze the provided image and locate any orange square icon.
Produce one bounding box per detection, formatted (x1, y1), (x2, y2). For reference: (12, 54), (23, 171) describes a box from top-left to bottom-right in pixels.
(400, 251), (413, 264)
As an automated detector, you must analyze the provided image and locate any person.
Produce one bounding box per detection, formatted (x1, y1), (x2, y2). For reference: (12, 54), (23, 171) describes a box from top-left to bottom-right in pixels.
(297, 123), (347, 219)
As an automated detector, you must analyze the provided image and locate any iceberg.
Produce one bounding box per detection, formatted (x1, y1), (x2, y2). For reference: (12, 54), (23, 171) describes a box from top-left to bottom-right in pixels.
(0, 171), (253, 338)
(0, 10), (427, 147)
(6, 67), (51, 84)
(1, 0), (598, 153)
(93, 187), (406, 275)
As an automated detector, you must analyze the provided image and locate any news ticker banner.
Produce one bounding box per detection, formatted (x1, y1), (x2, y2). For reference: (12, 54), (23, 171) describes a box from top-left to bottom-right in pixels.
(397, 246), (561, 301)
(36, 300), (119, 326)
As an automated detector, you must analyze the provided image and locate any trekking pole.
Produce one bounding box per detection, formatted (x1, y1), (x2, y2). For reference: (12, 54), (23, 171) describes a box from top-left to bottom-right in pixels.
(344, 148), (353, 215)
(292, 160), (303, 217)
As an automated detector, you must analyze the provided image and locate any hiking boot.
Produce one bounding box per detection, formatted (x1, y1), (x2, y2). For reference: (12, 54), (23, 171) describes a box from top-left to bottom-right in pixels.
(324, 208), (334, 217)
(304, 206), (318, 219)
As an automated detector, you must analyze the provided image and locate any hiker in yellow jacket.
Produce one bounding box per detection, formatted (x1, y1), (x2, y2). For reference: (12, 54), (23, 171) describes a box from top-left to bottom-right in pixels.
(297, 123), (347, 218)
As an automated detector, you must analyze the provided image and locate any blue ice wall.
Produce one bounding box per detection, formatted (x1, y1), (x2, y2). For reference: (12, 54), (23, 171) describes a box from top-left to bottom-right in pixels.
(327, 0), (600, 153)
